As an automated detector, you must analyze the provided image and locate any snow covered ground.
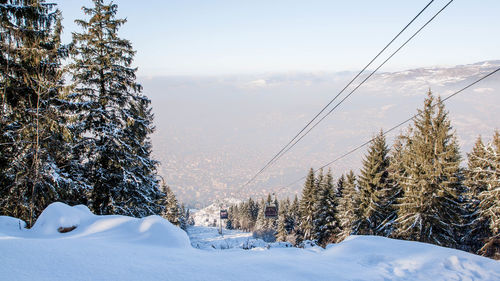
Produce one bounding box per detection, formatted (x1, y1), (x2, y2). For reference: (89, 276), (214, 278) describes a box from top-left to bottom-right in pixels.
(188, 225), (292, 250)
(1, 203), (500, 281)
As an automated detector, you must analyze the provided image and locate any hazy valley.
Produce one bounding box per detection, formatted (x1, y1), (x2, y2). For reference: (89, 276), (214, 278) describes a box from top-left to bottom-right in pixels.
(143, 60), (500, 208)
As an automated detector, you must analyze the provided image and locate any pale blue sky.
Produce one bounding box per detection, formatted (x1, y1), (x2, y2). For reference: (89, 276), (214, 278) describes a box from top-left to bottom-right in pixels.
(54, 0), (500, 76)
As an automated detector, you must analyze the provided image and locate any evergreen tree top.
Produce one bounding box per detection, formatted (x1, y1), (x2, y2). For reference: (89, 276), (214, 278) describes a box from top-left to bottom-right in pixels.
(70, 0), (140, 97)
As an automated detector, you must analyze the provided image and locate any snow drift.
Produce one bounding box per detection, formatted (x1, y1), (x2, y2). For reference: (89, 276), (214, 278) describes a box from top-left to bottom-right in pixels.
(0, 202), (191, 248)
(1, 202), (499, 281)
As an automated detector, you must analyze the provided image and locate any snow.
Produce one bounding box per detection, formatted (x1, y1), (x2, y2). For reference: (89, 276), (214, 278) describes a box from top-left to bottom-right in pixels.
(1, 202), (190, 248)
(1, 203), (500, 281)
(187, 225), (293, 250)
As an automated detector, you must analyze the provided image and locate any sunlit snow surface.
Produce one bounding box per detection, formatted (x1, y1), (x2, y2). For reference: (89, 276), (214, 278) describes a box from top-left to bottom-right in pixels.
(188, 225), (293, 250)
(1, 203), (499, 281)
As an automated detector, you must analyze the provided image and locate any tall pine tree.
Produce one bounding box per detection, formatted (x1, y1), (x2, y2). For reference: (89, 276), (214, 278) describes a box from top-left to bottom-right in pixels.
(69, 0), (161, 216)
(299, 168), (318, 242)
(159, 185), (181, 226)
(356, 130), (391, 236)
(276, 198), (289, 242)
(462, 136), (492, 253)
(383, 135), (405, 237)
(394, 92), (464, 248)
(338, 170), (360, 240)
(0, 0), (82, 226)
(477, 131), (500, 259)
(314, 168), (339, 246)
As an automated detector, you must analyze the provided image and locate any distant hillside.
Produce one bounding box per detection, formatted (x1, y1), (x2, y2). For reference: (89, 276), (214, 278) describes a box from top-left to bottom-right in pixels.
(142, 60), (500, 207)
(191, 198), (241, 226)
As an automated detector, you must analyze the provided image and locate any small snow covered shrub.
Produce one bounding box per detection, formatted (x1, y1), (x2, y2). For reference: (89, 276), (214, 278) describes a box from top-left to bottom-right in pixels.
(298, 240), (318, 248)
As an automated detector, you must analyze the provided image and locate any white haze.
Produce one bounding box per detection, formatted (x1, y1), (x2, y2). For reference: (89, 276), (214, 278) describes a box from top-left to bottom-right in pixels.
(141, 61), (500, 208)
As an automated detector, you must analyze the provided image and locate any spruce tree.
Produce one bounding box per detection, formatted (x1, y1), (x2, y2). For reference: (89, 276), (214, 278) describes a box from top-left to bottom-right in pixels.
(255, 198), (267, 230)
(356, 130), (392, 236)
(247, 197), (258, 230)
(314, 168), (339, 246)
(299, 168), (318, 241)
(383, 136), (405, 237)
(248, 197), (258, 224)
(238, 201), (253, 231)
(0, 0), (82, 226)
(69, 0), (161, 216)
(466, 137), (491, 195)
(276, 199), (289, 242)
(335, 174), (345, 199)
(461, 136), (492, 253)
(159, 185), (181, 226)
(477, 131), (500, 258)
(226, 206), (235, 230)
(287, 194), (300, 244)
(394, 92), (464, 248)
(338, 170), (360, 240)
(232, 205), (240, 229)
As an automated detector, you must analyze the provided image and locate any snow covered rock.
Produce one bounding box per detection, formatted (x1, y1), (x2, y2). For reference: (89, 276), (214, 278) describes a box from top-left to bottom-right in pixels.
(31, 202), (93, 235)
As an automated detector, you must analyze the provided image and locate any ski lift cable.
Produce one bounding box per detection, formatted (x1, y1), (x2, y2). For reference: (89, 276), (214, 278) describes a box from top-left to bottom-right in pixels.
(263, 0), (455, 171)
(241, 0), (436, 189)
(242, 0), (452, 188)
(281, 66), (500, 189)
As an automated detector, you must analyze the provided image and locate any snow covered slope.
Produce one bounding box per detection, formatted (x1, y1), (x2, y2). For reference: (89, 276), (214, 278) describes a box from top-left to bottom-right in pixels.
(1, 203), (499, 281)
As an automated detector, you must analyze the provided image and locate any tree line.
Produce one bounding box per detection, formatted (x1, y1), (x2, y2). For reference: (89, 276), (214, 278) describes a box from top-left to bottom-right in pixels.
(227, 92), (499, 259)
(0, 0), (184, 227)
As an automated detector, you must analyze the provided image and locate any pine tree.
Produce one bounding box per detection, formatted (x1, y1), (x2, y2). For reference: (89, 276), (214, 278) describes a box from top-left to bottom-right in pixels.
(276, 199), (289, 242)
(178, 204), (188, 230)
(314, 168), (339, 246)
(335, 174), (345, 199)
(248, 197), (259, 224)
(338, 171), (360, 240)
(232, 205), (240, 229)
(461, 136), (492, 253)
(299, 168), (318, 242)
(160, 185), (181, 226)
(0, 0), (83, 226)
(356, 130), (391, 236)
(394, 92), (464, 248)
(226, 205), (234, 230)
(477, 131), (500, 259)
(466, 137), (491, 195)
(383, 136), (405, 237)
(238, 201), (253, 232)
(255, 198), (267, 230)
(69, 0), (161, 216)
(287, 194), (300, 244)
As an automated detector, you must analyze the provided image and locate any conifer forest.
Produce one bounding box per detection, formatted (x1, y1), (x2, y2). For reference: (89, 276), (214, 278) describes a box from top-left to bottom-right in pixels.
(226, 94), (500, 259)
(1, 0), (499, 270)
(0, 0), (187, 229)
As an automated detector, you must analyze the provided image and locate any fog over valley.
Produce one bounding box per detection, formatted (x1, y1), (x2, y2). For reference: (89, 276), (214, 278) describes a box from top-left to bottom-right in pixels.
(142, 60), (500, 208)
